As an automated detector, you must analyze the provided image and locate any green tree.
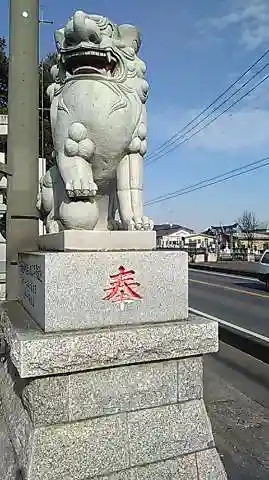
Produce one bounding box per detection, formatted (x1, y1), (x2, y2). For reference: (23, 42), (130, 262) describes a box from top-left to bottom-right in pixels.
(0, 37), (8, 114)
(0, 36), (57, 169)
(39, 52), (58, 169)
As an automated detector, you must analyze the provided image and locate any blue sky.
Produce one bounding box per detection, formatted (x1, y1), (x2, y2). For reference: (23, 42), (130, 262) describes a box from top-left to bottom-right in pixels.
(1, 0), (269, 231)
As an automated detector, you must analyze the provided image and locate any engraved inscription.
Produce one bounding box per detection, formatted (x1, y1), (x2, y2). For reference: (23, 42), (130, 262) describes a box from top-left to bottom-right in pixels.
(23, 280), (37, 307)
(19, 261), (44, 308)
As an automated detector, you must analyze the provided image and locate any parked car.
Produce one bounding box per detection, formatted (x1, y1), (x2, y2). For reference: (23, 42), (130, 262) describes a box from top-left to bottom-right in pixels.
(256, 250), (269, 286)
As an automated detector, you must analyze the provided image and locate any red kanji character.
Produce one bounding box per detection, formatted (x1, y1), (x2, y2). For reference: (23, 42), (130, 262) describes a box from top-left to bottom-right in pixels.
(103, 265), (142, 307)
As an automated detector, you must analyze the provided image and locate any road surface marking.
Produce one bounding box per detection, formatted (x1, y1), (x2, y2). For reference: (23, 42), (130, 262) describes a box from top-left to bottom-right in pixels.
(189, 307), (269, 343)
(189, 278), (269, 299)
(189, 268), (259, 282)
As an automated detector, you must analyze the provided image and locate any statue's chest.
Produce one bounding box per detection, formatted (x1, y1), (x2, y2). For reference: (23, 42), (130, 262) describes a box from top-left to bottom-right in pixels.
(61, 80), (141, 137)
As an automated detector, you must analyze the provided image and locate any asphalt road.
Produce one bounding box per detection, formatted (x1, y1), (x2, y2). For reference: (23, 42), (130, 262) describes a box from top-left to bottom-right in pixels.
(189, 269), (269, 337)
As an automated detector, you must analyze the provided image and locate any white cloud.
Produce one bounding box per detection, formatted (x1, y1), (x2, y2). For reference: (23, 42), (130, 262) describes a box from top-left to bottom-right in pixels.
(202, 0), (269, 50)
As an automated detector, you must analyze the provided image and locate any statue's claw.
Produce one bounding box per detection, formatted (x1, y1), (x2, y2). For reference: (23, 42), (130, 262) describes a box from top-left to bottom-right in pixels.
(122, 216), (153, 231)
(66, 180), (98, 198)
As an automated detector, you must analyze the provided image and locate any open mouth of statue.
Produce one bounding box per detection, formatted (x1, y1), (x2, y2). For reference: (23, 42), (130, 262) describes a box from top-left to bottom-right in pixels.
(65, 49), (119, 77)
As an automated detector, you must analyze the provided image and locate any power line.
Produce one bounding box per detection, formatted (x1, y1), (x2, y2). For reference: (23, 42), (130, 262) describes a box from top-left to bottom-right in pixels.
(145, 72), (269, 167)
(145, 47), (269, 162)
(146, 62), (269, 164)
(146, 156), (268, 204)
(145, 156), (269, 206)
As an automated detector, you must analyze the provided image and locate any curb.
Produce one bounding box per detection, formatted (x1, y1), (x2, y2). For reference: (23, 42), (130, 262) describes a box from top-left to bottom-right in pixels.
(219, 324), (269, 364)
(188, 263), (258, 279)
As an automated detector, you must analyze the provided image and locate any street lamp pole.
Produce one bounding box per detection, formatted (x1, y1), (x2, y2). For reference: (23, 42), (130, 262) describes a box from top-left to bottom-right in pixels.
(6, 0), (39, 299)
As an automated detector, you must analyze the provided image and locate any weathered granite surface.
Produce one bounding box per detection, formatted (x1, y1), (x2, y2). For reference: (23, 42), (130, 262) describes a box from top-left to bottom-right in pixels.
(99, 449), (227, 479)
(0, 356), (224, 480)
(0, 301), (218, 378)
(196, 448), (228, 479)
(12, 357), (203, 426)
(128, 401), (214, 466)
(0, 403), (22, 480)
(18, 250), (188, 332)
(0, 303), (226, 479)
(0, 362), (32, 476)
(38, 230), (156, 251)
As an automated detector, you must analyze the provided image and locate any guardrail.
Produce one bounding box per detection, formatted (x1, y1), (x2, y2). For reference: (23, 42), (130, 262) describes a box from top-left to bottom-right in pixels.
(189, 307), (269, 364)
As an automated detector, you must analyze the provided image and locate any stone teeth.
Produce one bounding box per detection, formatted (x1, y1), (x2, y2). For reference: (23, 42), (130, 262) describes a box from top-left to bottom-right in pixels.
(107, 51), (111, 63)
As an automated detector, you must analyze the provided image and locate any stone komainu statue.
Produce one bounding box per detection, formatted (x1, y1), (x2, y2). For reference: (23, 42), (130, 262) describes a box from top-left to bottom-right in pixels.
(37, 11), (153, 233)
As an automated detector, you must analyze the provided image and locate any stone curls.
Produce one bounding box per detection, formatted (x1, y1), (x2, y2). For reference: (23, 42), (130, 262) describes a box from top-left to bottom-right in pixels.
(64, 122), (95, 161)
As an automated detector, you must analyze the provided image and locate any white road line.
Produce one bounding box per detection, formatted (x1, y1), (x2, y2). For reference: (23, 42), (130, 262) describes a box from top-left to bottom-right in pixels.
(189, 307), (269, 344)
(189, 268), (259, 283)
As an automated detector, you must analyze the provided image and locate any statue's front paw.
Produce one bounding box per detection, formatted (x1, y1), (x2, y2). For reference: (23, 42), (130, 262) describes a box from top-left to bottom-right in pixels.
(133, 216), (154, 231)
(123, 216), (154, 231)
(66, 179), (98, 198)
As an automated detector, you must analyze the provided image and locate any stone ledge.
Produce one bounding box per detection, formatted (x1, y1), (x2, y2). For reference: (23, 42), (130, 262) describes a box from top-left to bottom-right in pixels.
(38, 230), (157, 251)
(0, 301), (218, 378)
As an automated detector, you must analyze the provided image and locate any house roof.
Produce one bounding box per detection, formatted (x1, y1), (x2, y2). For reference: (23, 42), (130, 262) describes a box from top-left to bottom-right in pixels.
(154, 223), (194, 237)
(187, 233), (215, 239)
(203, 223), (240, 235)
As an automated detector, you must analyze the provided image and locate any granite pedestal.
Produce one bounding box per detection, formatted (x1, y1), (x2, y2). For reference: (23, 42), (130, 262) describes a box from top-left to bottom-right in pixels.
(0, 302), (227, 480)
(0, 245), (227, 479)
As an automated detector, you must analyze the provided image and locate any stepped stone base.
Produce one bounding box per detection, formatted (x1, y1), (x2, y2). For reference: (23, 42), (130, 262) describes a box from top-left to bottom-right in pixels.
(0, 302), (227, 480)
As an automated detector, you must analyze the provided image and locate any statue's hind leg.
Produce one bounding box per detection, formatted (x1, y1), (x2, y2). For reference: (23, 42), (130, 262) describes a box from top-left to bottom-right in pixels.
(37, 166), (64, 234)
(116, 146), (153, 231)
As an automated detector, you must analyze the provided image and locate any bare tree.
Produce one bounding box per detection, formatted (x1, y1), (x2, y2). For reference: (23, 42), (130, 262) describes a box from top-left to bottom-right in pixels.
(238, 210), (258, 248)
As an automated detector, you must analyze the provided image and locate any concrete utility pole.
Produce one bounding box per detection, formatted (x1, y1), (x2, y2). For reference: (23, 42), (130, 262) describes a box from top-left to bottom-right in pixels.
(6, 0), (39, 299)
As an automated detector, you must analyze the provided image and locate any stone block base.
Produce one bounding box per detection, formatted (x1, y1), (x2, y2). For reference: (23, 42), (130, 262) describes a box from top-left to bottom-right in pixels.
(0, 304), (227, 479)
(0, 360), (226, 480)
(38, 229), (156, 252)
(18, 250), (188, 332)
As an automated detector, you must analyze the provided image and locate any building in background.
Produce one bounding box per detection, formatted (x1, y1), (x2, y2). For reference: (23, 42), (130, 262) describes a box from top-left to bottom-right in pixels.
(203, 223), (241, 252)
(154, 224), (194, 248)
(184, 233), (215, 249)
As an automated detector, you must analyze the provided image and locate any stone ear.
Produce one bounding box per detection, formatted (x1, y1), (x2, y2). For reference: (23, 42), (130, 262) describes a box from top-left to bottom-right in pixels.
(117, 24), (141, 53)
(54, 28), (65, 52)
